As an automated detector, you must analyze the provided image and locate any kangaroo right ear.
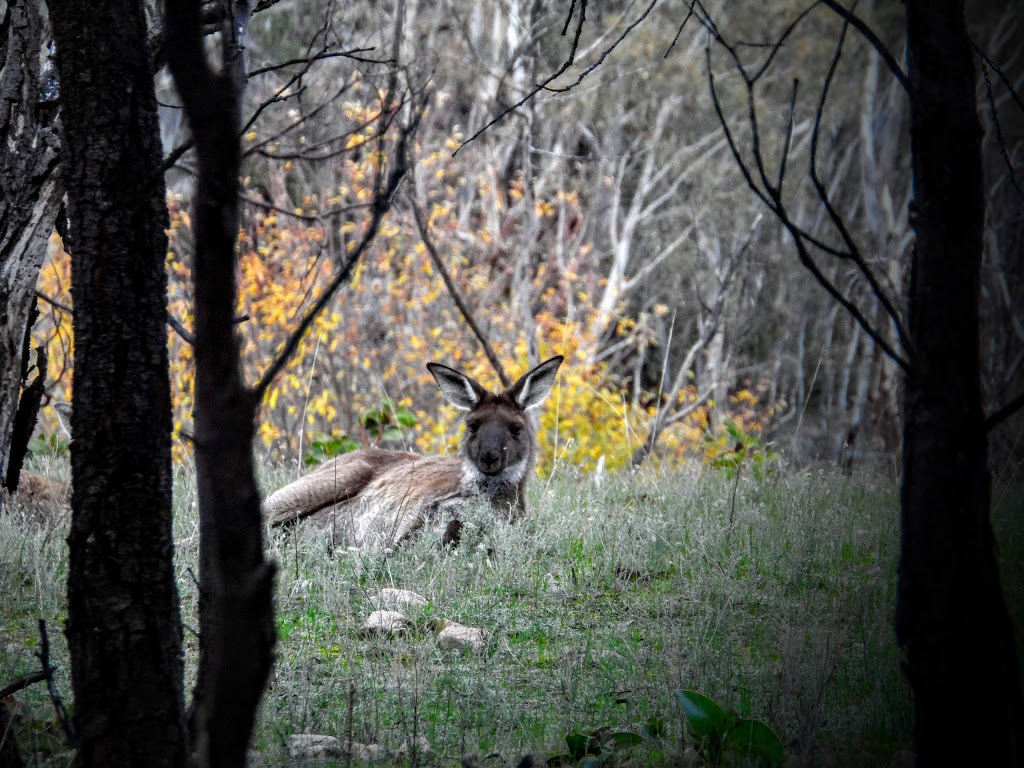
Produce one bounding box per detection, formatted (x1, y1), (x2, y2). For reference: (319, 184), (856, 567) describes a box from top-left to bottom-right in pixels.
(427, 363), (488, 410)
(508, 355), (564, 410)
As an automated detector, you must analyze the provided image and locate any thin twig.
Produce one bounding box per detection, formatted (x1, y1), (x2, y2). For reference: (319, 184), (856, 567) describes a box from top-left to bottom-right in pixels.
(252, 91), (424, 400)
(248, 47), (386, 76)
(0, 669), (49, 700)
(819, 0), (909, 92)
(985, 390), (1024, 432)
(807, 9), (914, 358)
(167, 312), (195, 345)
(407, 193), (510, 388)
(456, 0), (588, 155)
(35, 619), (74, 747)
(34, 289), (72, 315)
(977, 54), (1023, 200)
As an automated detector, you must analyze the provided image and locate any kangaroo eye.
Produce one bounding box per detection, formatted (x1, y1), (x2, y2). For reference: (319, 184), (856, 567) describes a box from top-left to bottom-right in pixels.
(509, 424), (522, 438)
(467, 423), (480, 435)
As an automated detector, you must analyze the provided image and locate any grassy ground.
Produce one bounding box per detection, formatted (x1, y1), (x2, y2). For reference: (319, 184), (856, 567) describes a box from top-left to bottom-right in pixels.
(2, 456), (928, 766)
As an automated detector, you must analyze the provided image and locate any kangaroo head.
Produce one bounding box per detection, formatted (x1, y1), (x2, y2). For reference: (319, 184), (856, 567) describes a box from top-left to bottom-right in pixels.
(427, 356), (564, 503)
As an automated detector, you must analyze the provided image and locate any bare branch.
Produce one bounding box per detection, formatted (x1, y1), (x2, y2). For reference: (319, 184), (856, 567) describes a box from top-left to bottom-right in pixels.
(248, 47), (386, 76)
(35, 619), (74, 748)
(455, 0), (589, 155)
(34, 289), (72, 315)
(167, 312), (195, 346)
(977, 54), (1023, 200)
(408, 194), (511, 388)
(985, 390), (1024, 432)
(253, 91), (424, 401)
(807, 11), (914, 359)
(819, 0), (909, 92)
(702, 17), (911, 372)
(542, 0), (659, 95)
(0, 669), (49, 700)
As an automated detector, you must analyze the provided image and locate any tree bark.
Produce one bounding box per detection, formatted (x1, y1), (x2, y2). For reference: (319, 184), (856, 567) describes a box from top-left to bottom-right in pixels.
(49, 1), (187, 765)
(0, 0), (62, 497)
(899, 1), (1023, 763)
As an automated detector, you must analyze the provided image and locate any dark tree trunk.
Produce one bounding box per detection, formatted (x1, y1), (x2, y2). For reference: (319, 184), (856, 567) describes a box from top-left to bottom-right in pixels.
(0, 0), (62, 496)
(165, 2), (276, 764)
(899, 1), (1024, 763)
(49, 1), (187, 765)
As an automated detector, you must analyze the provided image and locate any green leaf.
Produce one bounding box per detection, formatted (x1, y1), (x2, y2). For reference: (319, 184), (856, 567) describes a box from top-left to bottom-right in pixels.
(578, 757), (602, 768)
(610, 731), (643, 748)
(564, 733), (601, 761)
(396, 409), (418, 427)
(565, 733), (589, 760)
(642, 715), (666, 740)
(724, 719), (785, 766)
(382, 425), (404, 442)
(676, 689), (726, 739)
(724, 420), (741, 440)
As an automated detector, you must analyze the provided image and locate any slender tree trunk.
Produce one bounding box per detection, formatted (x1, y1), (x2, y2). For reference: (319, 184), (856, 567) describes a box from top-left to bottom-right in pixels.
(49, 1), (187, 764)
(899, 1), (1023, 763)
(165, 2), (276, 764)
(0, 0), (62, 495)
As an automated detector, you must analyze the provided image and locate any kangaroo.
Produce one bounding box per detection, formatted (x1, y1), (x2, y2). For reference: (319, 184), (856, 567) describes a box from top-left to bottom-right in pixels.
(263, 355), (563, 551)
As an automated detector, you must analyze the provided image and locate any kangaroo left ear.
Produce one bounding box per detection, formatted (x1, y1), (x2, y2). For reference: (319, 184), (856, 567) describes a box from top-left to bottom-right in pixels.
(508, 355), (564, 411)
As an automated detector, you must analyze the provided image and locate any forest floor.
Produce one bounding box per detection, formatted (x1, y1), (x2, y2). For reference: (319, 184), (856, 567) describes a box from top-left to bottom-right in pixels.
(2, 456), (1021, 767)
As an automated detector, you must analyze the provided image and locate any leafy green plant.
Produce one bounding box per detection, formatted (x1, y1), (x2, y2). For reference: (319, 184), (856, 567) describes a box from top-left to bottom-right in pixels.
(361, 395), (418, 446)
(28, 432), (69, 459)
(302, 434), (359, 466)
(702, 420), (779, 524)
(549, 717), (665, 766)
(301, 397), (419, 465)
(676, 689), (784, 767)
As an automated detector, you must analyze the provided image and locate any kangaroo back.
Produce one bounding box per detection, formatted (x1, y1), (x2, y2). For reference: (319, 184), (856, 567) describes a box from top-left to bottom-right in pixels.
(263, 355), (563, 550)
(263, 448), (419, 526)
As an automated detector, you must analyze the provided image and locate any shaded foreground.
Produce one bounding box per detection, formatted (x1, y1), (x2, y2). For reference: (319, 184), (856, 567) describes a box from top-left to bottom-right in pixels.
(6, 458), (1012, 765)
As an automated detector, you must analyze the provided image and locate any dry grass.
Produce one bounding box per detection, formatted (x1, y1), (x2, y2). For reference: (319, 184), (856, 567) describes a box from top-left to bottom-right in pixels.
(0, 455), (922, 766)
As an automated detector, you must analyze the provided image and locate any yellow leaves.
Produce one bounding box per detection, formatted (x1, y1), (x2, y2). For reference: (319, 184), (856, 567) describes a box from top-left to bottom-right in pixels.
(259, 420), (283, 446)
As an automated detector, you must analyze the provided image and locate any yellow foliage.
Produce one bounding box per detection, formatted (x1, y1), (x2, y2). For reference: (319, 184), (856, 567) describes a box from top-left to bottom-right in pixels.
(29, 99), (778, 474)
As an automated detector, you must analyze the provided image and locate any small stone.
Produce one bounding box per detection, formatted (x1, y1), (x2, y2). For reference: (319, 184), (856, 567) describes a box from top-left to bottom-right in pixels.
(347, 741), (388, 762)
(397, 734), (432, 759)
(362, 609), (411, 635)
(286, 734), (341, 760)
(436, 621), (489, 653)
(374, 588), (428, 611)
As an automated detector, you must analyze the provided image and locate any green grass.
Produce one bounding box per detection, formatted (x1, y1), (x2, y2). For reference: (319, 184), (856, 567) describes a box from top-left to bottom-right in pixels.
(1, 457), (926, 766)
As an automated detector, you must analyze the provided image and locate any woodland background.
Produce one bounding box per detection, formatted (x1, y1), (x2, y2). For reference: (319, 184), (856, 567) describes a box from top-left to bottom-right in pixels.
(0, 0), (1021, 765)
(27, 0), (1020, 474)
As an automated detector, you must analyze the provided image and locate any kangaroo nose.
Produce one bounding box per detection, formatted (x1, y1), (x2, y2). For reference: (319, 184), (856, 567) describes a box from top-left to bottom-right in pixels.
(479, 448), (503, 474)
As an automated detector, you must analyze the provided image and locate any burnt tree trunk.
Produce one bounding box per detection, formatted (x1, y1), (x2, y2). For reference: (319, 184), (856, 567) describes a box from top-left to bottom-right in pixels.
(0, 0), (62, 497)
(899, 0), (1023, 763)
(165, 1), (276, 764)
(49, 1), (188, 765)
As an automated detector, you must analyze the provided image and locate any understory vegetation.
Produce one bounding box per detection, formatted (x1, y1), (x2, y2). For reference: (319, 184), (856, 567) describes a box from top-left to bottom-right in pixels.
(1, 454), (978, 767)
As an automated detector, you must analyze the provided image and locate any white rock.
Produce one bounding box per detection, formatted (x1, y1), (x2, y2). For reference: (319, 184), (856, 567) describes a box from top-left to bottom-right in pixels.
(436, 621), (490, 653)
(374, 588), (428, 611)
(397, 734), (432, 759)
(286, 734), (341, 760)
(362, 610), (411, 634)
(348, 742), (388, 762)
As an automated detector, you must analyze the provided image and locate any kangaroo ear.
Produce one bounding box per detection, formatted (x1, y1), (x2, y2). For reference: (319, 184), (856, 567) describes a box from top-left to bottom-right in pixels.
(427, 363), (488, 410)
(508, 355), (564, 411)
